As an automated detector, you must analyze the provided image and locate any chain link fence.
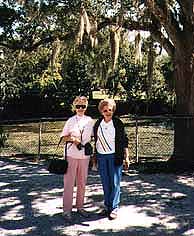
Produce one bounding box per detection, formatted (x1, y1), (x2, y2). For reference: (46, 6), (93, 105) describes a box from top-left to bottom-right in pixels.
(0, 116), (174, 162)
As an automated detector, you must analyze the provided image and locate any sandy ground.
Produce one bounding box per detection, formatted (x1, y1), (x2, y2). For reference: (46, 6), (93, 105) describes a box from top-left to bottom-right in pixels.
(1, 156), (194, 236)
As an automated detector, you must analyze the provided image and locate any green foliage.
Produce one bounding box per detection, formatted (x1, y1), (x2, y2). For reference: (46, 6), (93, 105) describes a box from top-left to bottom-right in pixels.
(0, 0), (177, 117)
(160, 56), (174, 92)
(0, 47), (50, 109)
(107, 39), (175, 112)
(14, 48), (50, 90)
(0, 50), (21, 106)
(61, 52), (93, 105)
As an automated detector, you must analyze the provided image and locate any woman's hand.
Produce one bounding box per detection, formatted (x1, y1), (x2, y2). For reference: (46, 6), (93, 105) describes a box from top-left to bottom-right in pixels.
(91, 154), (98, 171)
(123, 159), (130, 171)
(123, 148), (130, 171)
(70, 136), (81, 145)
(62, 135), (80, 145)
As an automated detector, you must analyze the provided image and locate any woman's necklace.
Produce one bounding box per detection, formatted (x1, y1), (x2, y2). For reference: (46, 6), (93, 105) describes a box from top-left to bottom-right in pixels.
(76, 116), (85, 141)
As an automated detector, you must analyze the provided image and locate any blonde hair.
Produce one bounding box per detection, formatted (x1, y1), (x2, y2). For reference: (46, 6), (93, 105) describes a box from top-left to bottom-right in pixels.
(72, 96), (88, 111)
(98, 98), (116, 113)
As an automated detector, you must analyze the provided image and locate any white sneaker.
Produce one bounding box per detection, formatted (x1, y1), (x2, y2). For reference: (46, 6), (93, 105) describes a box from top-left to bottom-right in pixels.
(109, 209), (118, 220)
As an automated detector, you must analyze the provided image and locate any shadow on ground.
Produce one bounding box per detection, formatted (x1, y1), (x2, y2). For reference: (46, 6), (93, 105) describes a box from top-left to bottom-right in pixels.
(1, 156), (194, 236)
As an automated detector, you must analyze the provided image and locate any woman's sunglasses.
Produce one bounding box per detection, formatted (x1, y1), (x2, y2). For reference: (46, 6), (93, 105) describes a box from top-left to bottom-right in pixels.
(102, 109), (113, 113)
(75, 104), (87, 109)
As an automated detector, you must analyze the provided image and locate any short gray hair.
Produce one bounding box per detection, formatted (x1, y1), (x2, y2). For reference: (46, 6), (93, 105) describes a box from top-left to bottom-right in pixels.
(98, 98), (116, 113)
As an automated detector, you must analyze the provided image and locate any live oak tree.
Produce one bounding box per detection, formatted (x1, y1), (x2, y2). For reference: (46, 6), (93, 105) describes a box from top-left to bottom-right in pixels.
(134, 1), (194, 163)
(92, 0), (194, 164)
(1, 1), (194, 164)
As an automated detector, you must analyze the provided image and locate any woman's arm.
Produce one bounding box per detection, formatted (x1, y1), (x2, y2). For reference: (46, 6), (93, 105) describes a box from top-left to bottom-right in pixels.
(62, 135), (81, 145)
(123, 147), (130, 171)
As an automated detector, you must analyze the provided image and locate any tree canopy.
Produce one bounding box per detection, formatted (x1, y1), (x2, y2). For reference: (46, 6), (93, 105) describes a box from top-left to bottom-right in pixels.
(1, 0), (194, 162)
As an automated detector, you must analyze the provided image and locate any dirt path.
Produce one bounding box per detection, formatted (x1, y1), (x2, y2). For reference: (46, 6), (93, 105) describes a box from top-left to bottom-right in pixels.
(1, 156), (194, 236)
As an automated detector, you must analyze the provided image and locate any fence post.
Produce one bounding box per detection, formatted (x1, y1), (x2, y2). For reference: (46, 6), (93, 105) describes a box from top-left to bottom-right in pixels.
(37, 120), (42, 161)
(135, 116), (139, 163)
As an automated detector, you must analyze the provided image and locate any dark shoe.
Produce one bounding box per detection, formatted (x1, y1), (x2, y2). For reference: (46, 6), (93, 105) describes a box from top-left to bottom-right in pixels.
(109, 209), (118, 220)
(63, 211), (72, 221)
(77, 209), (90, 218)
(98, 208), (109, 216)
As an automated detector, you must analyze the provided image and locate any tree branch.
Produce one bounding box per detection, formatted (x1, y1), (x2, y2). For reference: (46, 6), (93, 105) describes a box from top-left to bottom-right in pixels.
(0, 31), (76, 52)
(177, 0), (194, 33)
(151, 30), (175, 57)
(97, 15), (174, 55)
(177, 0), (193, 18)
(145, 0), (181, 45)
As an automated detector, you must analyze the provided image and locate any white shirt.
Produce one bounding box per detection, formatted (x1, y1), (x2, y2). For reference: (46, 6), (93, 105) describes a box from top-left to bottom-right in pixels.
(60, 115), (94, 159)
(96, 119), (115, 154)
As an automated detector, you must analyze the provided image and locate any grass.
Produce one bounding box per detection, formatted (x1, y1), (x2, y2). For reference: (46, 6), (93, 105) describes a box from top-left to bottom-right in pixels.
(0, 118), (174, 162)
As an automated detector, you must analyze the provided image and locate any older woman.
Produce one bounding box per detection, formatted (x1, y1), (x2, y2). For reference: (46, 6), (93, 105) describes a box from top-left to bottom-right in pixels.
(93, 98), (129, 220)
(60, 96), (94, 220)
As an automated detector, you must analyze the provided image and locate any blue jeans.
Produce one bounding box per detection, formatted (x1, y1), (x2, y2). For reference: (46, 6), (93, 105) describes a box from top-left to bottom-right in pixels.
(97, 153), (122, 212)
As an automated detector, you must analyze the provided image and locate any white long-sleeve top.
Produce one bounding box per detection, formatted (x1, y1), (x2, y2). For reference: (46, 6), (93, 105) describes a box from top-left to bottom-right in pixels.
(60, 115), (94, 159)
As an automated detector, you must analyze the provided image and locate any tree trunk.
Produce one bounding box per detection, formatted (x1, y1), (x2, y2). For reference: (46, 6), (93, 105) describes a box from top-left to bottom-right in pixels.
(170, 43), (194, 163)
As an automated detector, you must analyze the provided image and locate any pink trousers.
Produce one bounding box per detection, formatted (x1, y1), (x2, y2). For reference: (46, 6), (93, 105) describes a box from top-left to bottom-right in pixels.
(63, 158), (90, 212)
